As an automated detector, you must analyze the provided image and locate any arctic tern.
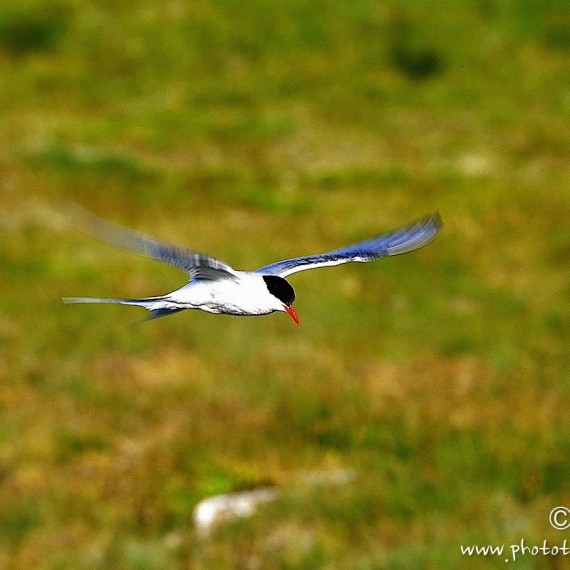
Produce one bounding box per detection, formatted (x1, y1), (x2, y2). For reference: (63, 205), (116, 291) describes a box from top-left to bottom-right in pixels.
(63, 208), (442, 326)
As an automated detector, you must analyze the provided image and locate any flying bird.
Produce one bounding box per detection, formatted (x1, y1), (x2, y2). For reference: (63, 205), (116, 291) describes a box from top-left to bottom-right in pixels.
(63, 208), (442, 327)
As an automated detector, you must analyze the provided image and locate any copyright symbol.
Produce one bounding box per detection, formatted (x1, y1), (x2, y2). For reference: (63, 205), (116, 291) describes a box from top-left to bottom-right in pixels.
(550, 506), (570, 530)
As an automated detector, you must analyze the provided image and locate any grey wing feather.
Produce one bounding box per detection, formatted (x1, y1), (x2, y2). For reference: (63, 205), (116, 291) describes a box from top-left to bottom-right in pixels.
(67, 203), (237, 281)
(256, 213), (442, 277)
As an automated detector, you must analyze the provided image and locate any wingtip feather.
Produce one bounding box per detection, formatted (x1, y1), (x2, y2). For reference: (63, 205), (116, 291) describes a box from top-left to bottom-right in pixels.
(384, 212), (443, 256)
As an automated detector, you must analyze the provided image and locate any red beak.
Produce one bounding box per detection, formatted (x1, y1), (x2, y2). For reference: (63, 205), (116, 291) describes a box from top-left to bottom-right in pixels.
(285, 306), (301, 327)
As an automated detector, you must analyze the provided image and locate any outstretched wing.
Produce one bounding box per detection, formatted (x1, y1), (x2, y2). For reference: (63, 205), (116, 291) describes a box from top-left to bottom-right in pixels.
(255, 213), (442, 278)
(67, 203), (238, 281)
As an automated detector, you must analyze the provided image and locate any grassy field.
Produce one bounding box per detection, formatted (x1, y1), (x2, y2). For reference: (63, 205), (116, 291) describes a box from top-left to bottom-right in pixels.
(1, 0), (569, 567)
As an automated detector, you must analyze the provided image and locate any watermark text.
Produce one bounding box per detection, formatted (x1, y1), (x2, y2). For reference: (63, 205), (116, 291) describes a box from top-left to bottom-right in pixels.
(461, 539), (570, 563)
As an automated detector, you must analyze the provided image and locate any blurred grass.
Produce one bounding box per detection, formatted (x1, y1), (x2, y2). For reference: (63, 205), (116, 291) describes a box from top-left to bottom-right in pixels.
(0, 0), (569, 568)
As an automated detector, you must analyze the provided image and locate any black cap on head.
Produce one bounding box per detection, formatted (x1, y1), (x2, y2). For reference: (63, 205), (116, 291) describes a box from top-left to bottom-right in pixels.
(262, 275), (295, 306)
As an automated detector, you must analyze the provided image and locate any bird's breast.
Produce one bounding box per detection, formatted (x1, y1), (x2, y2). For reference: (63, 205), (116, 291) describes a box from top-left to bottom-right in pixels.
(168, 277), (278, 316)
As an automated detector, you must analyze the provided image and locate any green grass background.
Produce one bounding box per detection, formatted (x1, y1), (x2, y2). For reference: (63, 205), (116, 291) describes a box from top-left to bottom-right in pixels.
(1, 0), (569, 568)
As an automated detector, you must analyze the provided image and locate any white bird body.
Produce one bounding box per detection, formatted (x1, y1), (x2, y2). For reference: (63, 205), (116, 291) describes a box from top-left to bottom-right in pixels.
(164, 274), (285, 316)
(71, 272), (287, 316)
(64, 207), (442, 327)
